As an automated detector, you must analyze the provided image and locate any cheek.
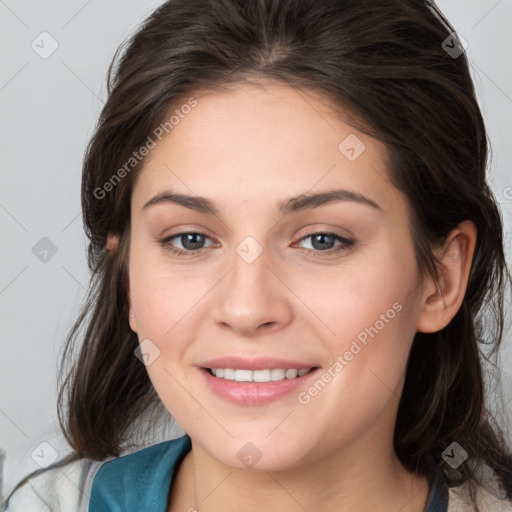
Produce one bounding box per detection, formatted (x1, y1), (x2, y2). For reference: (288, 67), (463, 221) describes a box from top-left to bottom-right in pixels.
(128, 243), (200, 339)
(128, 251), (193, 417)
(301, 249), (421, 397)
(295, 295), (419, 445)
(323, 294), (416, 396)
(299, 248), (419, 349)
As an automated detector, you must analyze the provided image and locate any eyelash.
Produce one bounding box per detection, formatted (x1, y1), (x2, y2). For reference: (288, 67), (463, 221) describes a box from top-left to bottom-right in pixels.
(159, 231), (355, 257)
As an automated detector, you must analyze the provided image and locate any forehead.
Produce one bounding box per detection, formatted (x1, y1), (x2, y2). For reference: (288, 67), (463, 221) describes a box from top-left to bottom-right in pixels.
(131, 83), (398, 214)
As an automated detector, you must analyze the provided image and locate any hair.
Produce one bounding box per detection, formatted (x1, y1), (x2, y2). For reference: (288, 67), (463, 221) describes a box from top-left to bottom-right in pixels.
(4, 0), (512, 508)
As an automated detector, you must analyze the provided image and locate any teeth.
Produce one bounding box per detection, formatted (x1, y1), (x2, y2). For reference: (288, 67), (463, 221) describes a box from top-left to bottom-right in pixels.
(271, 369), (285, 381)
(210, 367), (313, 382)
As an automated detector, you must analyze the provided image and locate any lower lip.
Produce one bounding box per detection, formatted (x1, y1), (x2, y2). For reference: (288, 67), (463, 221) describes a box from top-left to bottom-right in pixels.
(200, 368), (320, 405)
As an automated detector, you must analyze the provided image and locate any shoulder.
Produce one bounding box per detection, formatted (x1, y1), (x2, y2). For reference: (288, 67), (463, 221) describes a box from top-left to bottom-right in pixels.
(448, 481), (512, 512)
(2, 435), (192, 512)
(88, 434), (191, 511)
(92, 433), (191, 481)
(1, 456), (104, 512)
(89, 435), (191, 487)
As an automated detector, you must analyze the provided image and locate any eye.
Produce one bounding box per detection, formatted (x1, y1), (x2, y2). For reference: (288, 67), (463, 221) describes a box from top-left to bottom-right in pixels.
(160, 231), (216, 256)
(294, 232), (354, 255)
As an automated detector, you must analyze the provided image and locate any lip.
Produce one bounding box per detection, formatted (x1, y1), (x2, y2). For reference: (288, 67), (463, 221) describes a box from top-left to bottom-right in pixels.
(199, 364), (320, 405)
(199, 356), (316, 371)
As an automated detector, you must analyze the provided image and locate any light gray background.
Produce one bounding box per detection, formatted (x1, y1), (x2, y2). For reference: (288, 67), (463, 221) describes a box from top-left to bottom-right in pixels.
(1, 0), (511, 499)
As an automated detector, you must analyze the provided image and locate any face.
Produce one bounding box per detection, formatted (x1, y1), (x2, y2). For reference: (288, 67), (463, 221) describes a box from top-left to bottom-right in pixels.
(127, 82), (428, 471)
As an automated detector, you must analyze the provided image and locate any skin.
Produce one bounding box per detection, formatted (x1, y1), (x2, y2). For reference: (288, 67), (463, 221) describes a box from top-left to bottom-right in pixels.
(110, 82), (476, 512)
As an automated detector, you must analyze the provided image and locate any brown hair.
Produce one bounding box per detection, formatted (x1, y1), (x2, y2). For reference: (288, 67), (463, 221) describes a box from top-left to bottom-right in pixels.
(7, 0), (512, 507)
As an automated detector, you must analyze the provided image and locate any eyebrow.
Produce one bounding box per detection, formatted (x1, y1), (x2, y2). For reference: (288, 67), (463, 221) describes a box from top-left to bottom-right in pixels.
(142, 188), (382, 215)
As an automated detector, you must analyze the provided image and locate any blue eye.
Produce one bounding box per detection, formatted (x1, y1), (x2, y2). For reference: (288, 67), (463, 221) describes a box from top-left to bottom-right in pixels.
(159, 231), (354, 257)
(160, 232), (215, 255)
(295, 233), (354, 254)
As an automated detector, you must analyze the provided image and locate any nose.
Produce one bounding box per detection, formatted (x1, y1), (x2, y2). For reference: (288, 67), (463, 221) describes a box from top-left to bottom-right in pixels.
(213, 242), (293, 337)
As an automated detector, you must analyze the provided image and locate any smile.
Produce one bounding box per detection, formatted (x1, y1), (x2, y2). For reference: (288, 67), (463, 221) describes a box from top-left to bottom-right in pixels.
(206, 367), (313, 382)
(200, 365), (320, 405)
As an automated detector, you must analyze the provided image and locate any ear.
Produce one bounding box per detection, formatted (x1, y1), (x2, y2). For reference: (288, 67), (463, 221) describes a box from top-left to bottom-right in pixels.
(107, 232), (137, 333)
(128, 294), (138, 333)
(416, 220), (477, 333)
(106, 232), (119, 254)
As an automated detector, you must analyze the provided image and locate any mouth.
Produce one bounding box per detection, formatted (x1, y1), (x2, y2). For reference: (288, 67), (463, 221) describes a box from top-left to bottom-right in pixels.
(203, 367), (316, 382)
(199, 364), (321, 405)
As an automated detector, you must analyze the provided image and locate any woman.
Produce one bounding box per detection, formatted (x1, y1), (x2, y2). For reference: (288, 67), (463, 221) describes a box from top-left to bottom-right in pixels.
(3, 0), (512, 510)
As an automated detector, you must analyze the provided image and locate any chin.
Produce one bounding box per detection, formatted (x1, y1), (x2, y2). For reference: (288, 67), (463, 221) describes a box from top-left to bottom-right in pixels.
(203, 434), (312, 472)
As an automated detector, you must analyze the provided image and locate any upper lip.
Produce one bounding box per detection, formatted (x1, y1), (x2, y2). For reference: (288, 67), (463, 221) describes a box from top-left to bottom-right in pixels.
(200, 356), (317, 371)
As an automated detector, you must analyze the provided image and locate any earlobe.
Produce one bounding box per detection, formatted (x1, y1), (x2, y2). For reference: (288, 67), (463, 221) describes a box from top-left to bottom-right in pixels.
(416, 220), (477, 333)
(106, 232), (136, 331)
(127, 284), (137, 333)
(129, 307), (137, 333)
(107, 233), (119, 254)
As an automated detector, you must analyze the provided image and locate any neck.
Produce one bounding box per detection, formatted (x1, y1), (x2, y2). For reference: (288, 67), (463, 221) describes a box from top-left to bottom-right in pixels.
(171, 432), (429, 512)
